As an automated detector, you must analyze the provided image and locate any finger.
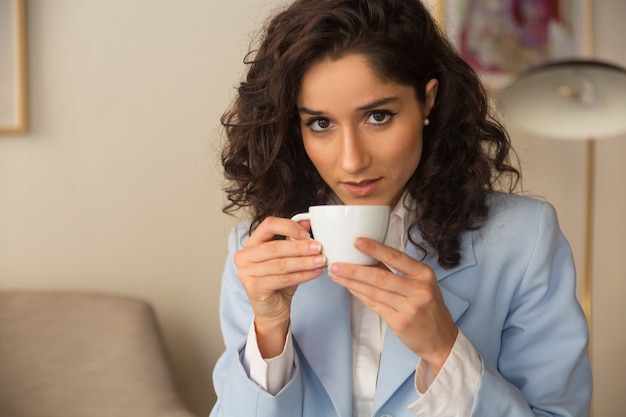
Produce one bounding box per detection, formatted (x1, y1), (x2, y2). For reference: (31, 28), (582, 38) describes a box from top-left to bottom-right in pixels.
(236, 238), (322, 266)
(347, 285), (403, 318)
(240, 250), (326, 276)
(333, 272), (403, 310)
(240, 267), (325, 292)
(334, 270), (445, 340)
(291, 218), (312, 231)
(329, 263), (433, 312)
(246, 216), (311, 246)
(354, 238), (431, 279)
(329, 262), (411, 296)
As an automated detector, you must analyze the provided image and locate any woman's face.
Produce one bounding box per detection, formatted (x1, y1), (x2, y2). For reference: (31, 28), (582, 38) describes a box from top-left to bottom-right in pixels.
(298, 53), (437, 207)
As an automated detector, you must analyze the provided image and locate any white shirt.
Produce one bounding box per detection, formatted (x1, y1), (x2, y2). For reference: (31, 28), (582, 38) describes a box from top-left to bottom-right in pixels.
(243, 199), (481, 416)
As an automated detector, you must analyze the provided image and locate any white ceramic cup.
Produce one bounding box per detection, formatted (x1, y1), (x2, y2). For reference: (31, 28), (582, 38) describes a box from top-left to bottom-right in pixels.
(291, 205), (390, 265)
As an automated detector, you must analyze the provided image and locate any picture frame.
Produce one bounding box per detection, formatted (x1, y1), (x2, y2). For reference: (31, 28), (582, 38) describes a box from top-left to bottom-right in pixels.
(427, 0), (594, 92)
(0, 0), (27, 133)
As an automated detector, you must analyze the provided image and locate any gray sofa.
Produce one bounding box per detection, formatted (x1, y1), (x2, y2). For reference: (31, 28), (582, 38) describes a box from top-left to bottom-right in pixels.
(0, 290), (197, 417)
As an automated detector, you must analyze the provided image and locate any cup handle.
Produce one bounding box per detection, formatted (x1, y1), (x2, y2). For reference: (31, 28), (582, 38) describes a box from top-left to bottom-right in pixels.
(290, 212), (311, 223)
(289, 212), (313, 241)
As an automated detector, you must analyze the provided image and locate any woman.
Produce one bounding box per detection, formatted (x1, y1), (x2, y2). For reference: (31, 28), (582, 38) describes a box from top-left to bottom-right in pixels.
(210, 1), (591, 416)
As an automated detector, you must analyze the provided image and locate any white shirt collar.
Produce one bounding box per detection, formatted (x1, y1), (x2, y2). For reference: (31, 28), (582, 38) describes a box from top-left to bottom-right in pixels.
(387, 192), (414, 251)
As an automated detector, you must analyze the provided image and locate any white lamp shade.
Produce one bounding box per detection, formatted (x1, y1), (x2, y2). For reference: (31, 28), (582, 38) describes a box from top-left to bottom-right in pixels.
(498, 60), (626, 141)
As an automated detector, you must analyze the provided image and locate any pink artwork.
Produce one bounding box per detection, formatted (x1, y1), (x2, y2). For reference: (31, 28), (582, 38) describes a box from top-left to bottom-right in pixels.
(441, 0), (588, 90)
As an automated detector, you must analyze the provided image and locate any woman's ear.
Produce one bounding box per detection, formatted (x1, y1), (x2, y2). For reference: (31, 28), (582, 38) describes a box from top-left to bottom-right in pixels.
(424, 78), (439, 116)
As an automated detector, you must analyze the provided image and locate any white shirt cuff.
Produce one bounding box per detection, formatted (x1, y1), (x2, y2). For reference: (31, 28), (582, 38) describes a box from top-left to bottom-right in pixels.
(242, 319), (295, 395)
(409, 329), (481, 416)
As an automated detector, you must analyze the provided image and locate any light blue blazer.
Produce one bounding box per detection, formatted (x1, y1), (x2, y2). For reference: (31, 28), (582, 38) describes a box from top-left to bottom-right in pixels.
(210, 193), (592, 417)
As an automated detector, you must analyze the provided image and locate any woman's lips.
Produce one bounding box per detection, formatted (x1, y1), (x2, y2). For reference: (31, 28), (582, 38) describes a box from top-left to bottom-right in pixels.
(341, 178), (382, 197)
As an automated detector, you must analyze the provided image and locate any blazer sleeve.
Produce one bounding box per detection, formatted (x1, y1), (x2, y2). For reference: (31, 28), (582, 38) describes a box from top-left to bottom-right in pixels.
(470, 202), (592, 416)
(209, 225), (307, 417)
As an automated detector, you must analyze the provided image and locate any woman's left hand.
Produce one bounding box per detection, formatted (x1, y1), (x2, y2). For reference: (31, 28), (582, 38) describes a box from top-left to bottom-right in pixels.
(328, 237), (458, 375)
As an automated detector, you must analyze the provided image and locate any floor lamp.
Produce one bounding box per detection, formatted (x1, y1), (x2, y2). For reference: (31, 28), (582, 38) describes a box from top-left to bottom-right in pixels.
(498, 59), (626, 330)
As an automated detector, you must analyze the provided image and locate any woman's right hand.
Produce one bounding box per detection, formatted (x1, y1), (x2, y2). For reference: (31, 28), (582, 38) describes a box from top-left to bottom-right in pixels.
(234, 216), (325, 358)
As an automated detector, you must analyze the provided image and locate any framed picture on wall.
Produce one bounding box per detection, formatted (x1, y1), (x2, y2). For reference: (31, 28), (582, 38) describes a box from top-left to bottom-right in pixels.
(0, 0), (27, 133)
(427, 0), (593, 92)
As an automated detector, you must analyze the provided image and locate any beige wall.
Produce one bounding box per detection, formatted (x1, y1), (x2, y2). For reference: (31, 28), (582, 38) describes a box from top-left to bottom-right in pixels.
(0, 1), (623, 416)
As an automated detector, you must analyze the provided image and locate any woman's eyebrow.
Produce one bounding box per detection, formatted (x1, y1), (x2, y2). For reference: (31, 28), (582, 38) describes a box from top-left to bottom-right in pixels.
(298, 107), (323, 116)
(298, 96), (401, 116)
(356, 96), (400, 111)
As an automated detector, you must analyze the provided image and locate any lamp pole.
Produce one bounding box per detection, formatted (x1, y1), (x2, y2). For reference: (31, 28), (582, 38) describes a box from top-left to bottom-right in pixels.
(582, 139), (594, 331)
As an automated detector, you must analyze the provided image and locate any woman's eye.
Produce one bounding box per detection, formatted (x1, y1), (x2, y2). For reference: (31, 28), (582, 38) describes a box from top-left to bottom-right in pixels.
(367, 111), (394, 125)
(307, 118), (331, 132)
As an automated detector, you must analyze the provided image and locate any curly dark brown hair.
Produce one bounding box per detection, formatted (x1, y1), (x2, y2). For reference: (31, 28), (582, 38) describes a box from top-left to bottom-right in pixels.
(221, 0), (520, 268)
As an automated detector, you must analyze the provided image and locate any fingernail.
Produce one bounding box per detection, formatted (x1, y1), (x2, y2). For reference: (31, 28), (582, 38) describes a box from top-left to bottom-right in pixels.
(309, 241), (322, 252)
(354, 237), (365, 248)
(314, 255), (326, 265)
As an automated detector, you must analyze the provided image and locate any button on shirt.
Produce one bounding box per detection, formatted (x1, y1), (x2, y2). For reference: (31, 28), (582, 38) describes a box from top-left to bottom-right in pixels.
(243, 198), (481, 416)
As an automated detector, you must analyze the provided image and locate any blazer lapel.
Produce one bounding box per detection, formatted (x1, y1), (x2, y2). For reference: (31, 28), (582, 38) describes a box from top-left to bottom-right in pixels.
(291, 271), (353, 417)
(373, 229), (476, 411)
(373, 328), (419, 411)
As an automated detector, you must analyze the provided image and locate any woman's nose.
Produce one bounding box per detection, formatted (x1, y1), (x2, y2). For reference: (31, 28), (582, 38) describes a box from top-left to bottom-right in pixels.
(339, 127), (370, 174)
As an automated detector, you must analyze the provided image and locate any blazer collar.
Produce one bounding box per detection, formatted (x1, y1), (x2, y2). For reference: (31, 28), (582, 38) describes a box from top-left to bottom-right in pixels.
(404, 224), (477, 282)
